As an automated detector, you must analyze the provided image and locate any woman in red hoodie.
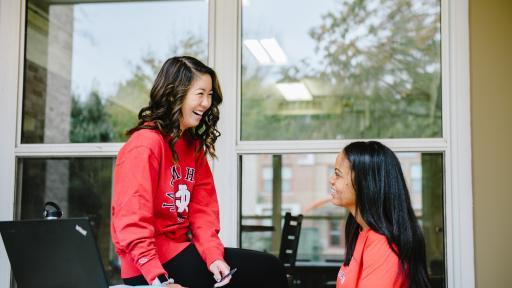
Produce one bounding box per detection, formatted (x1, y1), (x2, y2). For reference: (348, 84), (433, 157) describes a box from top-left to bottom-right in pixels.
(111, 56), (287, 288)
(330, 141), (430, 288)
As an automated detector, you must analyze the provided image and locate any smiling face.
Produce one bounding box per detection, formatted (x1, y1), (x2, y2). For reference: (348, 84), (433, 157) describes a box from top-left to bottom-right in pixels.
(179, 73), (213, 131)
(329, 152), (357, 213)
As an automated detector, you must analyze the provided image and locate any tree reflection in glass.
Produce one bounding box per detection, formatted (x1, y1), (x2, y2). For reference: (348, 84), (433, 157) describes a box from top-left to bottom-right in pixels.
(241, 0), (441, 140)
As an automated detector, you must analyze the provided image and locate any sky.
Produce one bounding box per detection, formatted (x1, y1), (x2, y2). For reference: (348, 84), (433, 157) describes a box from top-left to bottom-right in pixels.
(67, 0), (342, 100)
(242, 0), (339, 64)
(70, 0), (208, 100)
(66, 0), (439, 100)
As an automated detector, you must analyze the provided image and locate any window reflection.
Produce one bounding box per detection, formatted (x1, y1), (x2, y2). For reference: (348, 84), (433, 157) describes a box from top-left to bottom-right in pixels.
(241, 0), (441, 140)
(17, 157), (120, 283)
(240, 152), (445, 286)
(22, 0), (208, 143)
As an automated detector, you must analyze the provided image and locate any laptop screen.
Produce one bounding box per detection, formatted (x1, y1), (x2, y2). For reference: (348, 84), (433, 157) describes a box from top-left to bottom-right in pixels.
(0, 218), (109, 288)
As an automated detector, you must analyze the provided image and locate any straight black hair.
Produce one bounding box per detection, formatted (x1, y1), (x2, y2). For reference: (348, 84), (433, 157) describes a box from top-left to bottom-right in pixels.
(343, 141), (430, 288)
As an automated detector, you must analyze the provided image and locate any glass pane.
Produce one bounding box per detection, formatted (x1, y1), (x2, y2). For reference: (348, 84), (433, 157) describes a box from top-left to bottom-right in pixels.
(16, 158), (121, 284)
(241, 0), (441, 140)
(22, 0), (209, 143)
(240, 153), (445, 287)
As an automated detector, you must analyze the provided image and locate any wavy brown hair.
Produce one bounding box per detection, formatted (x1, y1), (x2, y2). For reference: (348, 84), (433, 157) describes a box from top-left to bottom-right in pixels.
(127, 56), (222, 161)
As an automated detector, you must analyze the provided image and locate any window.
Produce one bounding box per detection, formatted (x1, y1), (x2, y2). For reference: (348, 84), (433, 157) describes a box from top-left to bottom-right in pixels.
(17, 158), (117, 279)
(22, 0), (208, 144)
(237, 0), (448, 286)
(241, 0), (441, 141)
(15, 0), (209, 285)
(262, 166), (292, 194)
(328, 219), (341, 247)
(411, 163), (423, 210)
(240, 153), (444, 268)
(0, 0), (474, 287)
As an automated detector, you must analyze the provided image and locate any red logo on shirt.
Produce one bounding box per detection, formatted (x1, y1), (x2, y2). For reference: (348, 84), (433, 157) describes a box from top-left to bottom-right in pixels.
(165, 165), (194, 222)
(162, 192), (176, 212)
(170, 164), (181, 186)
(184, 167), (195, 182)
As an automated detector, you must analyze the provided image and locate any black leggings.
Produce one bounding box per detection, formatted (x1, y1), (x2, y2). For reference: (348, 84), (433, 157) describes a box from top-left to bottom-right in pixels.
(123, 243), (288, 288)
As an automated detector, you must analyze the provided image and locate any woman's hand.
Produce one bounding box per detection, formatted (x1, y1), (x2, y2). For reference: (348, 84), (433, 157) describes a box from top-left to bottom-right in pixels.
(209, 259), (232, 287)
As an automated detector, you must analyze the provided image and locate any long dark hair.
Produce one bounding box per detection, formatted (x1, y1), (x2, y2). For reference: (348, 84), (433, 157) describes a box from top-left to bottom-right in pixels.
(127, 56), (222, 161)
(343, 141), (430, 288)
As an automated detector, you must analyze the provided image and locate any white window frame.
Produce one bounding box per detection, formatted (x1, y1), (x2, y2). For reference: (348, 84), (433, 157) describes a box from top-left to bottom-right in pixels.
(213, 1), (474, 288)
(0, 0), (218, 285)
(0, 0), (473, 287)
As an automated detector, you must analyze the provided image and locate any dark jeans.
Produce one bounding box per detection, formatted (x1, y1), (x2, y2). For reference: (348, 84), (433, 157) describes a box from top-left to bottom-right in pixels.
(123, 243), (288, 288)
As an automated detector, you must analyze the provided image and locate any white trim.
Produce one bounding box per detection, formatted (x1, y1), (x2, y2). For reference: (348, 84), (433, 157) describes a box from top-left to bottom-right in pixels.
(207, 0), (215, 68)
(15, 143), (123, 157)
(15, 0), (26, 147)
(444, 0), (474, 287)
(0, 0), (474, 286)
(0, 0), (22, 286)
(214, 0), (475, 287)
(236, 138), (447, 154)
(211, 0), (239, 248)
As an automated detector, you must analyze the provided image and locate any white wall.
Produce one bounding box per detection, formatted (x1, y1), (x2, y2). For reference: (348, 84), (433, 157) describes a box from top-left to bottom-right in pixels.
(0, 0), (21, 285)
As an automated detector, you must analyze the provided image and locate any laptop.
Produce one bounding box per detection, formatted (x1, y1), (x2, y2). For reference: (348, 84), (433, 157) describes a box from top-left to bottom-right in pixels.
(0, 217), (110, 288)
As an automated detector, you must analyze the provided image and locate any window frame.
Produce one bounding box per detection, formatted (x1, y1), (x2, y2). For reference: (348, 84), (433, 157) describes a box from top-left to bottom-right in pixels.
(0, 0), (217, 285)
(213, 1), (474, 288)
(0, 0), (474, 287)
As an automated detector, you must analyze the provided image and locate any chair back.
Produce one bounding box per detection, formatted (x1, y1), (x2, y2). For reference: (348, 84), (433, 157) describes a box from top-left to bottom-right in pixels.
(279, 212), (303, 268)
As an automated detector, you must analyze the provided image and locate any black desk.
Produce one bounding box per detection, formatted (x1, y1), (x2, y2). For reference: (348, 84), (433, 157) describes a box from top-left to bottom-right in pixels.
(290, 261), (340, 288)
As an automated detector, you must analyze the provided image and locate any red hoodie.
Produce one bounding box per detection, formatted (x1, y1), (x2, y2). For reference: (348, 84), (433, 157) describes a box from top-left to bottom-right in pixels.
(111, 129), (224, 283)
